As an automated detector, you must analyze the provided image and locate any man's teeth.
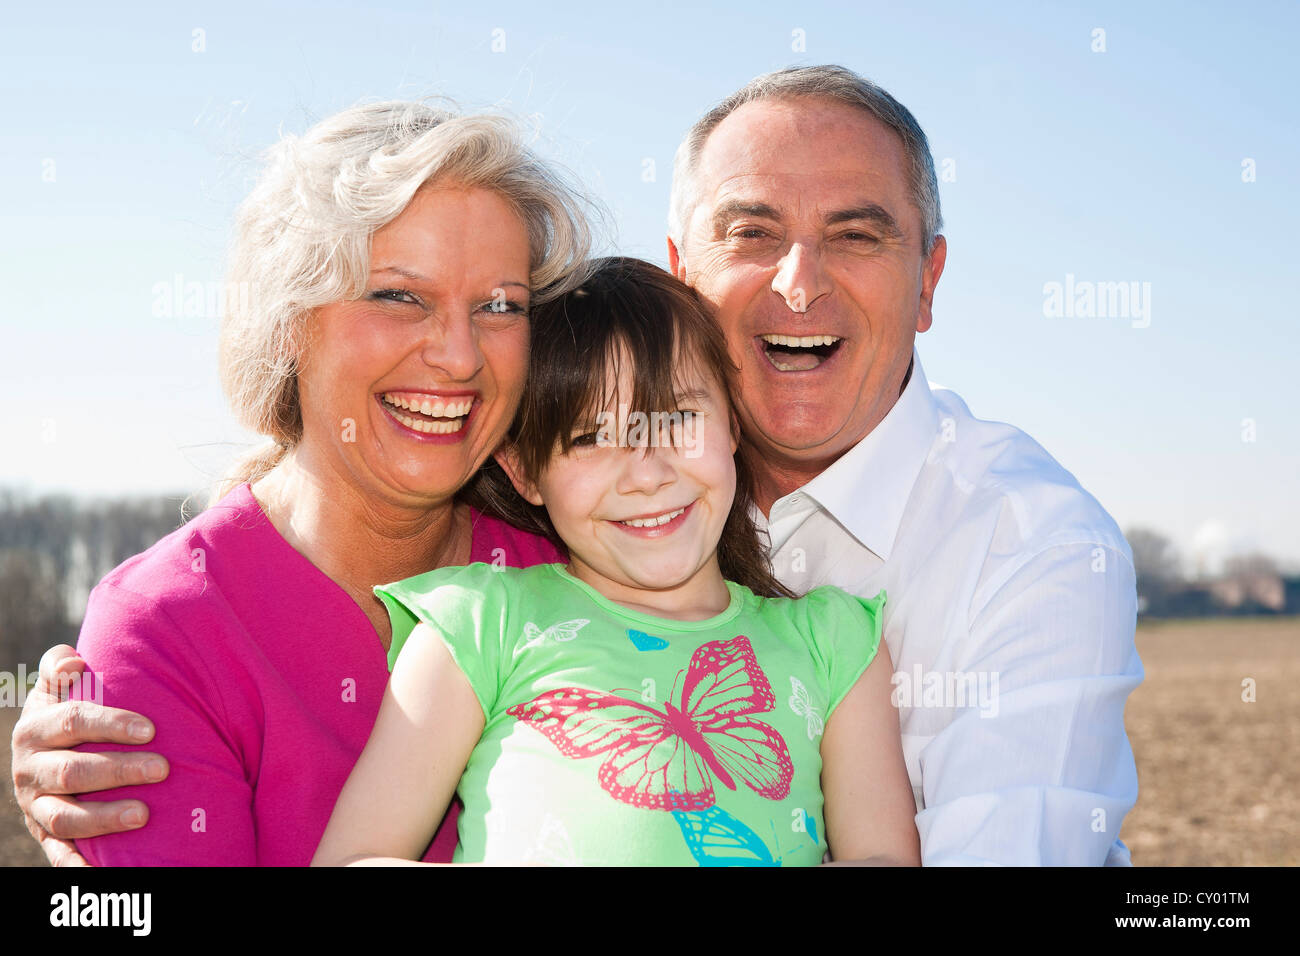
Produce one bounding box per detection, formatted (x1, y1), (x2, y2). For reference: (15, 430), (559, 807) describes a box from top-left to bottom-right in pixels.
(618, 507), (686, 528)
(760, 333), (841, 347)
(382, 394), (472, 433)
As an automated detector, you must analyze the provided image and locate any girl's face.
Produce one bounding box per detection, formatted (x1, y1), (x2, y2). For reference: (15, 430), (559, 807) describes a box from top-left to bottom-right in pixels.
(501, 345), (740, 605)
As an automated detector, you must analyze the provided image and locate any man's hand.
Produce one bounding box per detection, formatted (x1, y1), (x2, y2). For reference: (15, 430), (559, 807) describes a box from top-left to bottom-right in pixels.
(9, 645), (168, 866)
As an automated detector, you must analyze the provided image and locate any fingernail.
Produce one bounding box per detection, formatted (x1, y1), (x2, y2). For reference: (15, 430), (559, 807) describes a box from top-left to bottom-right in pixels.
(121, 808), (145, 827)
(144, 758), (167, 781)
(128, 720), (152, 741)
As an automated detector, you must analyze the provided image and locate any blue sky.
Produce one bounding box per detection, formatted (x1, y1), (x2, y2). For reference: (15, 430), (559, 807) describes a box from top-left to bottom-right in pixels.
(1, 0), (1296, 572)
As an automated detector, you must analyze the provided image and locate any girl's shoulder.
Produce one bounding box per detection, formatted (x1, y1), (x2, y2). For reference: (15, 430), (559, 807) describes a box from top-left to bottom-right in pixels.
(745, 582), (886, 632)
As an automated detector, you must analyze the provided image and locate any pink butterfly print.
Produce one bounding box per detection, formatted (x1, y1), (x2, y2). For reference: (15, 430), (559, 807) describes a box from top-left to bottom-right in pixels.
(506, 635), (794, 811)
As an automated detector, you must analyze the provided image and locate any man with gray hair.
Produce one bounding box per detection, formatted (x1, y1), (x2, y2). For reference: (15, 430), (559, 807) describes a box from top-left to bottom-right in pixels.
(666, 64), (1141, 865)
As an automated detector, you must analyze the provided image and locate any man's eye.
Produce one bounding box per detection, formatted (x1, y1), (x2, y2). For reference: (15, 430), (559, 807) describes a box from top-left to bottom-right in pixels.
(570, 431), (600, 447)
(730, 227), (769, 240)
(838, 231), (879, 243)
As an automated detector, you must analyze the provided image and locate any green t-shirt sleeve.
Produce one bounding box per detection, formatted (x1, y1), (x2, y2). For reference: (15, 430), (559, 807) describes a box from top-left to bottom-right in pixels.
(373, 562), (510, 719)
(802, 585), (887, 716)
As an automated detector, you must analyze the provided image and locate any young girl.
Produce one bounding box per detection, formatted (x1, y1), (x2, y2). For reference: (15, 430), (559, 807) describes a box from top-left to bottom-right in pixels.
(312, 257), (919, 866)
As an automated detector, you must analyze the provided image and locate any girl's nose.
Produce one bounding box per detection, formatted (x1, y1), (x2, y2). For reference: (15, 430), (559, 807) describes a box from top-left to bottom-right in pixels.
(616, 442), (677, 497)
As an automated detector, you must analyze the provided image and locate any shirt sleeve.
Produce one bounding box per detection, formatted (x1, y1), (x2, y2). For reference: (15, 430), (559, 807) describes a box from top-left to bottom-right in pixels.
(374, 563), (508, 719)
(72, 582), (257, 866)
(803, 586), (886, 716)
(914, 542), (1143, 866)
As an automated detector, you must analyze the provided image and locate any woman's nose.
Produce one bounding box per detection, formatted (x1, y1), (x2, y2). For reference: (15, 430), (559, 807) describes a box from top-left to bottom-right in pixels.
(420, 311), (484, 381)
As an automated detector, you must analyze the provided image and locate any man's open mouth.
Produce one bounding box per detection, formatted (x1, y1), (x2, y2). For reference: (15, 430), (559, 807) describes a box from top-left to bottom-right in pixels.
(758, 333), (844, 371)
(380, 392), (474, 434)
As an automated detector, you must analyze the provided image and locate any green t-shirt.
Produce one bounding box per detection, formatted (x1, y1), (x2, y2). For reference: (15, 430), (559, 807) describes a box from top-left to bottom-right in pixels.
(375, 562), (884, 866)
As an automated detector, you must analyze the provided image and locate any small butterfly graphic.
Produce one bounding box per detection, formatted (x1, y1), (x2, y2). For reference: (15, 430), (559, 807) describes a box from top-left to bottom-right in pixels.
(788, 676), (824, 740)
(626, 628), (669, 651)
(671, 804), (781, 867)
(508, 635), (794, 811)
(522, 619), (590, 648)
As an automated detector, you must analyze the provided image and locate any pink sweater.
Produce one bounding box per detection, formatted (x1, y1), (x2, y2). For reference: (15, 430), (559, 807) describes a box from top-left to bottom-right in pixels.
(72, 482), (562, 866)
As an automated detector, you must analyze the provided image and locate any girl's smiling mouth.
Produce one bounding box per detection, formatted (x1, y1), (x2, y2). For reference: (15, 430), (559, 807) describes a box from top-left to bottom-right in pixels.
(609, 500), (696, 536)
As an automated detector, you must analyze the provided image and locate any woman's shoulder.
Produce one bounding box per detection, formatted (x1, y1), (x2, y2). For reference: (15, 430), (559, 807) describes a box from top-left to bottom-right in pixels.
(93, 482), (272, 606)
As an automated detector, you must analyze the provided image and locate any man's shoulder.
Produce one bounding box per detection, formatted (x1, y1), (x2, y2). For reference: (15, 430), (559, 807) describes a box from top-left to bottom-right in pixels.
(924, 383), (1130, 562)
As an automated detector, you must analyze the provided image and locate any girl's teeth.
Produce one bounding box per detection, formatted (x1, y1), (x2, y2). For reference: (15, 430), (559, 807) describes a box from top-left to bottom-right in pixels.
(619, 507), (686, 528)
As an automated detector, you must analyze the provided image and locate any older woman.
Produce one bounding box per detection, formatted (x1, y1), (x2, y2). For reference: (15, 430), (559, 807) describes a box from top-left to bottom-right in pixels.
(9, 101), (592, 865)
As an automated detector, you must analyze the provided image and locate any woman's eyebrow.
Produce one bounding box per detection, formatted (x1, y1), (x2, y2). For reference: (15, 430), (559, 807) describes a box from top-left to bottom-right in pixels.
(370, 266), (530, 293)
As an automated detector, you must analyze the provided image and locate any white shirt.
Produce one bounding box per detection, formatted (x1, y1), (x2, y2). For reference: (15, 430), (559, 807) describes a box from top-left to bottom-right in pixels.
(754, 351), (1143, 866)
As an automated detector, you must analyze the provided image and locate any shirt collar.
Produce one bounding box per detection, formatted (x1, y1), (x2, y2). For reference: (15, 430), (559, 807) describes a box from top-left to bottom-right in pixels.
(780, 349), (940, 561)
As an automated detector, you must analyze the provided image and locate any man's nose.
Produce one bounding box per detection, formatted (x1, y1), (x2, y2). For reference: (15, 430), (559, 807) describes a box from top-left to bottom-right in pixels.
(771, 241), (830, 313)
(421, 311), (485, 381)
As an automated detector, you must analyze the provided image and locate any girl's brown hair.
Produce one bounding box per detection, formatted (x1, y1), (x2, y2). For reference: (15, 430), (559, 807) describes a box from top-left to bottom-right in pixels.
(463, 256), (794, 599)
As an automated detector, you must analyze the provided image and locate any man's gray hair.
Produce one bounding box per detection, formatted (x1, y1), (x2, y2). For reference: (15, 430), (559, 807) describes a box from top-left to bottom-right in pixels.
(668, 64), (943, 255)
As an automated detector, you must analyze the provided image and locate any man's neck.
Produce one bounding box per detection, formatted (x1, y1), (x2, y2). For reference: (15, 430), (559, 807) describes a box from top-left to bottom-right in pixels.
(749, 358), (914, 519)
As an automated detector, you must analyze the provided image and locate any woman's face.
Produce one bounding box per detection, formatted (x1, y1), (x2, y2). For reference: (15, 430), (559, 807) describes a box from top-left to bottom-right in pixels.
(296, 184), (532, 508)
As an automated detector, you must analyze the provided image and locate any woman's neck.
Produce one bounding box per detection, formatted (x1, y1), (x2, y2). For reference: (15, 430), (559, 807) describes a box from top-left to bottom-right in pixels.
(250, 449), (470, 644)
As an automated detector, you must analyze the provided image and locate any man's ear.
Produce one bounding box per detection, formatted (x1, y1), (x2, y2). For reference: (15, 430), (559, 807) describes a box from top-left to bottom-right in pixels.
(492, 443), (545, 507)
(916, 234), (947, 334)
(667, 236), (687, 282)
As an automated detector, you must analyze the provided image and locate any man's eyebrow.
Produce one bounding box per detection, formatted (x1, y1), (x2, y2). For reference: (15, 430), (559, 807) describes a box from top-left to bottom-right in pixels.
(825, 204), (903, 238)
(711, 201), (782, 234)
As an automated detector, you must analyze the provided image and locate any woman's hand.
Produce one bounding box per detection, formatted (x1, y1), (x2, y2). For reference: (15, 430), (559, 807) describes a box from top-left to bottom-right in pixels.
(9, 645), (169, 866)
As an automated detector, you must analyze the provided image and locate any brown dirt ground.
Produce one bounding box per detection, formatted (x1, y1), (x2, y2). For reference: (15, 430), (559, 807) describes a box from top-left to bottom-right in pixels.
(1, 617), (1295, 866)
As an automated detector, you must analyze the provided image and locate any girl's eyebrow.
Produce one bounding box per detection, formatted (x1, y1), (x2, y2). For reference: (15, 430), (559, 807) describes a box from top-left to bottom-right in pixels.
(674, 387), (715, 405)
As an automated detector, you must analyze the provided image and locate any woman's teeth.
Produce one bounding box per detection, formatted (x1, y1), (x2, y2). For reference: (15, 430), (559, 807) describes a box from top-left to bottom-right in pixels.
(618, 506), (686, 528)
(382, 394), (472, 433)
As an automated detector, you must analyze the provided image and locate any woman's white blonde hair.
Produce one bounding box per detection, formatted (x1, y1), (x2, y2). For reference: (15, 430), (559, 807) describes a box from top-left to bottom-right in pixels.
(214, 101), (597, 503)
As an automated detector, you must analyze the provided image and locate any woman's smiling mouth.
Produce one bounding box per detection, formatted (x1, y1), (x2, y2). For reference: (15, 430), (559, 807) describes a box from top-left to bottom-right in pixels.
(379, 391), (477, 437)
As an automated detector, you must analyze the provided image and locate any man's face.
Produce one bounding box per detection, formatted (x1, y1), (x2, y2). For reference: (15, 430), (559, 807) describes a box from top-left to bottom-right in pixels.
(669, 96), (946, 473)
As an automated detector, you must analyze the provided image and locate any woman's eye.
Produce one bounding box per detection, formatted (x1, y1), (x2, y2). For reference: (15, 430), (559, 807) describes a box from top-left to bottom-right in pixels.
(570, 431), (599, 447)
(368, 288), (420, 305)
(478, 299), (527, 316)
